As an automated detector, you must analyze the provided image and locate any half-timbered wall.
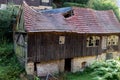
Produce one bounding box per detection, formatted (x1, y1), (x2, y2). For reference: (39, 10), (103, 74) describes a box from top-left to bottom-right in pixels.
(14, 33), (27, 66)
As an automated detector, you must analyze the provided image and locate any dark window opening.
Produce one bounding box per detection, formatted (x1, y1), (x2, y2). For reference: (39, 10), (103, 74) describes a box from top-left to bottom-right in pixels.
(34, 62), (39, 71)
(63, 10), (74, 18)
(81, 62), (87, 69)
(89, 40), (93, 46)
(96, 39), (99, 46)
(65, 58), (71, 72)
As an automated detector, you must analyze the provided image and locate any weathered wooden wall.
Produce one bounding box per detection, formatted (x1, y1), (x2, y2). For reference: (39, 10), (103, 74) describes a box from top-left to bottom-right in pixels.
(28, 32), (103, 62)
(14, 33), (27, 66)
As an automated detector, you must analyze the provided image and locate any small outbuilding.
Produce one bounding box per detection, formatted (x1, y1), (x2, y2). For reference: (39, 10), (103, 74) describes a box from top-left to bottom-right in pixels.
(14, 2), (120, 76)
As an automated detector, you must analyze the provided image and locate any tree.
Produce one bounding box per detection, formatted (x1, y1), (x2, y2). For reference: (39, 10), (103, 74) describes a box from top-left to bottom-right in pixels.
(0, 3), (18, 41)
(87, 0), (120, 20)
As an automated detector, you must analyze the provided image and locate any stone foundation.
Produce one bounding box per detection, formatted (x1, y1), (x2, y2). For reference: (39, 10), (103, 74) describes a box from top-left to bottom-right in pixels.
(71, 56), (96, 72)
(26, 62), (34, 75)
(71, 52), (120, 73)
(25, 52), (120, 76)
(112, 52), (120, 59)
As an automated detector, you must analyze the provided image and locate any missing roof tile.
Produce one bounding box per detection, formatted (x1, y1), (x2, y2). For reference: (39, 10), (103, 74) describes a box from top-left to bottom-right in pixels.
(63, 10), (74, 18)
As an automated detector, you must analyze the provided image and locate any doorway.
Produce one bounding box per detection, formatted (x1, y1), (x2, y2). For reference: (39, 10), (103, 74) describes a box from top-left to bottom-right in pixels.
(65, 58), (71, 72)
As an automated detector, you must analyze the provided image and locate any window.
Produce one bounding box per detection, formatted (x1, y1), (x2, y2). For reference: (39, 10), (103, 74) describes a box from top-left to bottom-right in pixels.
(107, 35), (118, 46)
(87, 36), (100, 47)
(59, 36), (65, 44)
(42, 0), (49, 3)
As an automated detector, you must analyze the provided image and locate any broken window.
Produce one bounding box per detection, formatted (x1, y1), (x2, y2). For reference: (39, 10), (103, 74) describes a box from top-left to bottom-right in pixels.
(87, 36), (100, 47)
(59, 36), (65, 44)
(107, 35), (118, 46)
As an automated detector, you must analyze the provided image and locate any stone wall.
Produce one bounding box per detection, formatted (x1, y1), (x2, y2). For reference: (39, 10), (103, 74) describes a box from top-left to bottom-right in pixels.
(25, 52), (120, 76)
(71, 56), (96, 72)
(36, 59), (64, 76)
(26, 62), (34, 75)
(71, 52), (120, 73)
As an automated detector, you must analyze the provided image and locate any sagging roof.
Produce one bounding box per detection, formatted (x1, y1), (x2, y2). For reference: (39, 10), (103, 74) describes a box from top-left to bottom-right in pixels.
(23, 2), (120, 34)
(23, 1), (74, 32)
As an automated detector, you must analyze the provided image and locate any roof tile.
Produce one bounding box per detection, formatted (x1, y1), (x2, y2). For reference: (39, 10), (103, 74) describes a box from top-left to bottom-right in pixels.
(23, 2), (120, 34)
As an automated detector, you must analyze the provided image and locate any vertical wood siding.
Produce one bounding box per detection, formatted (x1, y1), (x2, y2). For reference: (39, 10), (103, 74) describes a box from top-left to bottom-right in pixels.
(28, 32), (103, 62)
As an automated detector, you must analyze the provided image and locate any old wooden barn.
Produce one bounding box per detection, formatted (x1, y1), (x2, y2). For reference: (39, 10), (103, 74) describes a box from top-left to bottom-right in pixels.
(14, 2), (120, 76)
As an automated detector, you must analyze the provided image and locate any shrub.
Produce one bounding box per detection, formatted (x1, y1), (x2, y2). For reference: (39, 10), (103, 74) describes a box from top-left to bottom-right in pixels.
(63, 2), (87, 7)
(0, 42), (24, 80)
(89, 60), (120, 80)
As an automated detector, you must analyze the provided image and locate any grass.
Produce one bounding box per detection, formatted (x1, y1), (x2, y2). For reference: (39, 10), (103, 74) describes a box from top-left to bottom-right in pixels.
(57, 71), (94, 80)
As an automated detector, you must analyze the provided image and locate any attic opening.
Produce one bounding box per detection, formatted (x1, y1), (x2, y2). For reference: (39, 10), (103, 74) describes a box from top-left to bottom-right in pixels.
(63, 10), (74, 18)
(65, 58), (71, 72)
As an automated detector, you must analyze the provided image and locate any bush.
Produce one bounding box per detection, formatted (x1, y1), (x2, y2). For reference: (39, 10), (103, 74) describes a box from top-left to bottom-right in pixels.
(0, 42), (13, 58)
(89, 60), (120, 80)
(0, 3), (19, 41)
(63, 2), (87, 7)
(0, 42), (24, 80)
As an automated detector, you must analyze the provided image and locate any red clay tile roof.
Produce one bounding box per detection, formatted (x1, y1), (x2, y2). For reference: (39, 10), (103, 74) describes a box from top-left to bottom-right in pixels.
(23, 1), (74, 32)
(23, 2), (120, 33)
(66, 7), (120, 33)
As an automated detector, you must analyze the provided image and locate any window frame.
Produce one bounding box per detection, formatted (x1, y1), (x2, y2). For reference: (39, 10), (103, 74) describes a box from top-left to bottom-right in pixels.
(87, 36), (100, 47)
(107, 35), (119, 46)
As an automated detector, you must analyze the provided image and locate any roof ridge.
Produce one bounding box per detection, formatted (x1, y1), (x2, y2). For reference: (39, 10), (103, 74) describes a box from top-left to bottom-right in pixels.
(23, 1), (41, 14)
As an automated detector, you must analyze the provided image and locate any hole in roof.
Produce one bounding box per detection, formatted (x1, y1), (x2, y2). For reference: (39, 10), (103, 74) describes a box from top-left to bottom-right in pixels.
(63, 10), (74, 18)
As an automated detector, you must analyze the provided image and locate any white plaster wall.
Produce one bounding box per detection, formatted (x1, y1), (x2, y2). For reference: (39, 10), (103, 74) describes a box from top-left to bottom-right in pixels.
(0, 4), (7, 10)
(36, 60), (64, 76)
(71, 56), (96, 72)
(58, 59), (65, 72)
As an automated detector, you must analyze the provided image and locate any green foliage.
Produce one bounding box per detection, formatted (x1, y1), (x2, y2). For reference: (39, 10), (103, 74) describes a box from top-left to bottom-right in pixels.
(0, 42), (24, 80)
(0, 42), (13, 58)
(60, 0), (89, 4)
(87, 0), (120, 21)
(52, 3), (57, 9)
(61, 0), (120, 21)
(63, 2), (86, 7)
(58, 72), (93, 80)
(34, 76), (41, 80)
(0, 3), (19, 41)
(89, 60), (120, 80)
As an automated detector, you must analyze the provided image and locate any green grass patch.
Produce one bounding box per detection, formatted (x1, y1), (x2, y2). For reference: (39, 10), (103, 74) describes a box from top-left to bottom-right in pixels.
(57, 72), (94, 80)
